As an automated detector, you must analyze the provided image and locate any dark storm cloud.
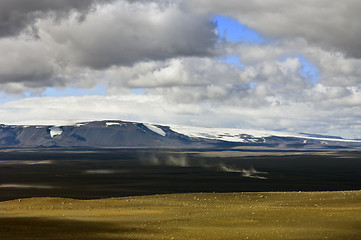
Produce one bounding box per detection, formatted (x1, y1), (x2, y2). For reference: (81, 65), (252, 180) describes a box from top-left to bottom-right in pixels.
(0, 0), (109, 37)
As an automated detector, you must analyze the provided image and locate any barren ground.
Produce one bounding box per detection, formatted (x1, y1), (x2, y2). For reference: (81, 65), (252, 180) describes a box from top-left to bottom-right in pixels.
(1, 191), (360, 240)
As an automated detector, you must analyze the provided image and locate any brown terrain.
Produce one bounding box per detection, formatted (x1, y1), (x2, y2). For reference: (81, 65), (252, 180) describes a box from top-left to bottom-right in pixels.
(1, 191), (360, 240)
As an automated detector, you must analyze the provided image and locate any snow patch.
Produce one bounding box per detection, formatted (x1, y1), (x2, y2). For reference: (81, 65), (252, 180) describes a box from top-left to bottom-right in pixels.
(169, 125), (360, 143)
(49, 127), (63, 138)
(169, 125), (263, 143)
(106, 122), (121, 127)
(144, 123), (166, 136)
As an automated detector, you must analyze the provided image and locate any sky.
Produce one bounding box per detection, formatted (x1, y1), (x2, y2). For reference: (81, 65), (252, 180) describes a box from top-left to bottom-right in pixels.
(1, 0), (361, 139)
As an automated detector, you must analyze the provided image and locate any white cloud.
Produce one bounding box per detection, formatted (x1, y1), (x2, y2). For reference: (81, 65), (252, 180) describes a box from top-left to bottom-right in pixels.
(106, 57), (243, 89)
(36, 0), (216, 69)
(0, 0), (216, 92)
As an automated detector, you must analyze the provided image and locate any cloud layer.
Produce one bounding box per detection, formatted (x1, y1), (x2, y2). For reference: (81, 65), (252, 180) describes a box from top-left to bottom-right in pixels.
(185, 0), (361, 58)
(1, 0), (361, 138)
(0, 0), (216, 92)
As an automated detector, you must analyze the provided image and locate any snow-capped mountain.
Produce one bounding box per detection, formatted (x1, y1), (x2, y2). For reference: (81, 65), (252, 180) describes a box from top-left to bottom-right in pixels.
(0, 120), (359, 149)
(169, 125), (360, 144)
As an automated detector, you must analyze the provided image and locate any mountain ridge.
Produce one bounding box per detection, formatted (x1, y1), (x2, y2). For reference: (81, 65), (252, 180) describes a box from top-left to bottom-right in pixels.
(0, 120), (360, 149)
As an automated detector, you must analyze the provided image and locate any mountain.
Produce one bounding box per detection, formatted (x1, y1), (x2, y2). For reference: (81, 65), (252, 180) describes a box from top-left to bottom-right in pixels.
(0, 120), (360, 149)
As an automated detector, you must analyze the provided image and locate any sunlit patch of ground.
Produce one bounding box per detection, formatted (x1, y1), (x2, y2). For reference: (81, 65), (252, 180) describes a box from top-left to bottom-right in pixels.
(0, 191), (360, 240)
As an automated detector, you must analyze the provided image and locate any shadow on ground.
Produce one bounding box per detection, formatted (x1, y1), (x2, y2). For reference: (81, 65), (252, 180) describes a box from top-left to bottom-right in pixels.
(0, 217), (155, 240)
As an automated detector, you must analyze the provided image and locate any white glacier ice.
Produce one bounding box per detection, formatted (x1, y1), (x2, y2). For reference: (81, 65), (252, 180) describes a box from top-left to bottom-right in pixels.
(106, 122), (121, 127)
(49, 127), (63, 138)
(169, 125), (360, 143)
(144, 123), (166, 136)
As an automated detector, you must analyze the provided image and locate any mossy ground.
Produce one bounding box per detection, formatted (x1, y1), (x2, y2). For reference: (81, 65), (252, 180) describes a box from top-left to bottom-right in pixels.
(1, 191), (360, 240)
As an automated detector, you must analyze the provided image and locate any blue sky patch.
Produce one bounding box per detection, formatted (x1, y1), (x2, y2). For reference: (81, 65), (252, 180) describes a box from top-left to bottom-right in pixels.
(0, 94), (17, 104)
(297, 55), (319, 85)
(213, 16), (265, 44)
(44, 85), (106, 97)
(249, 82), (258, 89)
(219, 55), (244, 69)
(132, 88), (145, 95)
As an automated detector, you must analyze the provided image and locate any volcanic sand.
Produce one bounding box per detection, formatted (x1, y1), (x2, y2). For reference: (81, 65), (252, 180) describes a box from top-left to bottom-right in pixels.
(0, 191), (360, 240)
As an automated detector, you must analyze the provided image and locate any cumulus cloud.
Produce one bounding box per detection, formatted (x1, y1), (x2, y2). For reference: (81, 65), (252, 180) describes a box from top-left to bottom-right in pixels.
(0, 0), (108, 37)
(0, 37), (55, 90)
(41, 0), (215, 69)
(225, 39), (361, 88)
(0, 0), (216, 92)
(106, 57), (243, 88)
(185, 0), (361, 58)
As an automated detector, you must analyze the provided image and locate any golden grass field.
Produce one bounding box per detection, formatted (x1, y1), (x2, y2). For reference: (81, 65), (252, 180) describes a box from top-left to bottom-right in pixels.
(1, 191), (360, 240)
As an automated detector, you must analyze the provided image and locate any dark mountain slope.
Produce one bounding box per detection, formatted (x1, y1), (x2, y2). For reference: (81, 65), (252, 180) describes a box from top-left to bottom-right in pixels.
(0, 120), (359, 149)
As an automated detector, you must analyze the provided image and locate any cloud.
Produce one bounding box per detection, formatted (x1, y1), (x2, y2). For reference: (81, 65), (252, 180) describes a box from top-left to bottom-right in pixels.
(39, 0), (216, 69)
(2, 0), (360, 93)
(0, 37), (56, 92)
(0, 0), (109, 37)
(106, 57), (243, 88)
(0, 94), (201, 126)
(185, 0), (361, 58)
(224, 39), (361, 88)
(0, 0), (216, 92)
